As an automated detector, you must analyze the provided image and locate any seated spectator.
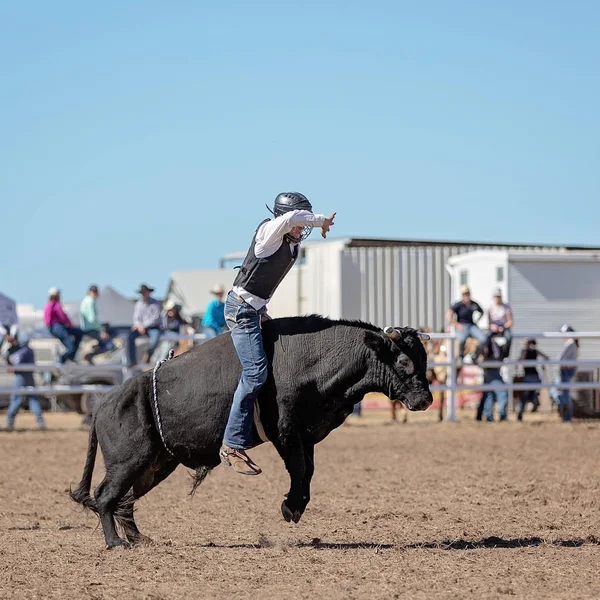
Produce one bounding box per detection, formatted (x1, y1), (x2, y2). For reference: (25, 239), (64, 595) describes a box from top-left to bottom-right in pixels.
(163, 300), (190, 333)
(0, 291), (19, 357)
(446, 285), (486, 363)
(486, 289), (513, 359)
(162, 300), (193, 356)
(480, 342), (508, 422)
(201, 284), (226, 339)
(557, 324), (579, 422)
(517, 338), (549, 421)
(80, 285), (115, 364)
(126, 284), (163, 367)
(5, 335), (46, 431)
(44, 287), (83, 364)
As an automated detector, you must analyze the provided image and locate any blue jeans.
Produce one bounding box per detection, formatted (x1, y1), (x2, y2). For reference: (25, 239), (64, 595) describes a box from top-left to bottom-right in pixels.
(48, 323), (84, 363)
(223, 291), (268, 450)
(126, 327), (162, 366)
(7, 373), (45, 427)
(483, 370), (508, 421)
(83, 329), (115, 359)
(486, 329), (513, 359)
(558, 369), (575, 422)
(457, 324), (487, 359)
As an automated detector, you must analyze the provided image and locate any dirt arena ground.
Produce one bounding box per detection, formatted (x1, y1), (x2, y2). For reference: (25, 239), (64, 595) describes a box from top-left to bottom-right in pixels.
(1, 408), (599, 600)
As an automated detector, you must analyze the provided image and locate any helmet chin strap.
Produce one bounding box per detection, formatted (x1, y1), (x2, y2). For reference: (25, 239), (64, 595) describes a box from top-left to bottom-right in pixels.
(284, 232), (301, 244)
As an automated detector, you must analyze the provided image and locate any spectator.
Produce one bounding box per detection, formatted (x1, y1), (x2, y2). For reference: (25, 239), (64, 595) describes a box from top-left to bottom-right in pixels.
(80, 285), (115, 364)
(5, 335), (46, 431)
(480, 341), (509, 422)
(161, 300), (193, 357)
(44, 287), (83, 363)
(163, 300), (190, 333)
(126, 284), (162, 367)
(0, 292), (19, 356)
(557, 324), (579, 422)
(486, 289), (514, 358)
(446, 285), (486, 363)
(201, 284), (226, 339)
(517, 339), (549, 421)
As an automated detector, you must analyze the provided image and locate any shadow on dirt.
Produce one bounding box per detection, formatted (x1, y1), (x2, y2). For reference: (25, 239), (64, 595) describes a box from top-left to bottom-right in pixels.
(187, 535), (599, 551)
(404, 535), (600, 550)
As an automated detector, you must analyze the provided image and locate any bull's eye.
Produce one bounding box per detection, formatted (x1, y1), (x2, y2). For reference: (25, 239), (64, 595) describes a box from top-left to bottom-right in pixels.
(397, 355), (415, 376)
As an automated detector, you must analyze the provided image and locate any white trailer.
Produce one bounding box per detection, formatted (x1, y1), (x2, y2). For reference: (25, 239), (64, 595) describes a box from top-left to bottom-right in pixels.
(447, 251), (600, 359)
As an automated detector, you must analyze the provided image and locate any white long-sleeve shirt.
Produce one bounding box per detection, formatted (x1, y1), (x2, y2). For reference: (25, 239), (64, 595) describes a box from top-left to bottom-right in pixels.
(233, 210), (327, 310)
(558, 339), (578, 369)
(132, 297), (162, 329)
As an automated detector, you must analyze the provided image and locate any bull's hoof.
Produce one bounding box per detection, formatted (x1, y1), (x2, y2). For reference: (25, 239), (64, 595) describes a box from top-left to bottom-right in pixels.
(130, 534), (154, 546)
(106, 539), (131, 550)
(281, 501), (302, 524)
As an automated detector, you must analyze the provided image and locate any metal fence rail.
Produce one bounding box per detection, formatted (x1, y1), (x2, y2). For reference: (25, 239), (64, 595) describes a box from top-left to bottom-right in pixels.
(0, 331), (203, 403)
(427, 330), (600, 421)
(2, 331), (599, 420)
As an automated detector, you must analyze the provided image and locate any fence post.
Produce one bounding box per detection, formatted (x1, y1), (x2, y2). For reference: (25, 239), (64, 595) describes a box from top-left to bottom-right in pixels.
(445, 337), (457, 422)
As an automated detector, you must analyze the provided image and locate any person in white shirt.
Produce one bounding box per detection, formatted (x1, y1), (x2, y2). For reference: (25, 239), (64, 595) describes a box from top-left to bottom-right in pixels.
(486, 289), (514, 358)
(557, 324), (579, 422)
(219, 192), (335, 476)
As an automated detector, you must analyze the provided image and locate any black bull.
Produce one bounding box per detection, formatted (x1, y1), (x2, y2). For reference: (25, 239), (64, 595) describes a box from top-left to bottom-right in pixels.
(70, 316), (433, 548)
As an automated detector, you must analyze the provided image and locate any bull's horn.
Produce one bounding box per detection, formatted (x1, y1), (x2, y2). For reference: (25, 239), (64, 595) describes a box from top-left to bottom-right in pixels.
(417, 332), (431, 341)
(383, 326), (401, 342)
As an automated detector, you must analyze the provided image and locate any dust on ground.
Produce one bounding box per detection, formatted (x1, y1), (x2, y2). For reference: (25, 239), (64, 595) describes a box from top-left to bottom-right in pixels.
(0, 409), (599, 599)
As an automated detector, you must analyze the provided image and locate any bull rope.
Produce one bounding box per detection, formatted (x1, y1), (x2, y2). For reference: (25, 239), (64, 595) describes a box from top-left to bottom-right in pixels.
(152, 349), (176, 457)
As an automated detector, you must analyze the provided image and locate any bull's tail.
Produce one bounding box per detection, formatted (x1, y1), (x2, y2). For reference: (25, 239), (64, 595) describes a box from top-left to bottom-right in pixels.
(69, 419), (99, 515)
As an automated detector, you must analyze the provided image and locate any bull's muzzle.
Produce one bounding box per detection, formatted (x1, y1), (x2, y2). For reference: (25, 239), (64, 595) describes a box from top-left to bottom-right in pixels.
(406, 390), (434, 412)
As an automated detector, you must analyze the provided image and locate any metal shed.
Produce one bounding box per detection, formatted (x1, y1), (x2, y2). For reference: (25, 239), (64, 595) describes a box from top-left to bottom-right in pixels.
(176, 238), (600, 333)
(269, 238), (597, 331)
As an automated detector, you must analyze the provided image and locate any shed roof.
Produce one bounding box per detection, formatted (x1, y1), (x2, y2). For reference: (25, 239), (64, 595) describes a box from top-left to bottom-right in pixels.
(448, 250), (600, 266)
(220, 236), (600, 264)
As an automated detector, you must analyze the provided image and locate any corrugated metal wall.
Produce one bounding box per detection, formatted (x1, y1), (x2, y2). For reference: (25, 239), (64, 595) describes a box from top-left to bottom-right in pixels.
(339, 244), (559, 330)
(509, 260), (600, 360)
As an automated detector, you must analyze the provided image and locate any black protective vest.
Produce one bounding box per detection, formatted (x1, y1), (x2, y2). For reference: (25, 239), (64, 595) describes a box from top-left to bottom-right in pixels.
(233, 219), (299, 300)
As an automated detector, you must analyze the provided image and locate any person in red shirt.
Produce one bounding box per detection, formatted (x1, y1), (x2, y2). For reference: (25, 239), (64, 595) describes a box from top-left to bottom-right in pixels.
(44, 287), (83, 364)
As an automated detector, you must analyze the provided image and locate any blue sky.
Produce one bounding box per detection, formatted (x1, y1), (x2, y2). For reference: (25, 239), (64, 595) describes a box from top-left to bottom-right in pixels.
(2, 1), (599, 306)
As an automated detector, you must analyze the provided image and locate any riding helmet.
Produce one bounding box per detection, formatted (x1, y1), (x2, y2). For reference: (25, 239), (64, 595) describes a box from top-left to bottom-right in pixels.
(273, 192), (312, 217)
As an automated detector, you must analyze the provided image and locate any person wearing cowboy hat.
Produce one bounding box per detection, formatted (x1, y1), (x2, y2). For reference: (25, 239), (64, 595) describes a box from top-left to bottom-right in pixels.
(163, 299), (190, 333)
(201, 284), (227, 340)
(126, 284), (163, 367)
